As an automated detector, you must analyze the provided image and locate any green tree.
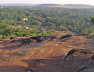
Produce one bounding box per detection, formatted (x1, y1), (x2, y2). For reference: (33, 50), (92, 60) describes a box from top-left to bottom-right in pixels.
(91, 17), (94, 25)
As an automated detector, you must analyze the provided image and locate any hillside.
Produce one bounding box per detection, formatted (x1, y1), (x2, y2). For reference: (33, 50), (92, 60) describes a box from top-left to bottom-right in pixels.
(36, 4), (94, 8)
(0, 4), (94, 8)
(0, 32), (94, 72)
(1, 6), (94, 37)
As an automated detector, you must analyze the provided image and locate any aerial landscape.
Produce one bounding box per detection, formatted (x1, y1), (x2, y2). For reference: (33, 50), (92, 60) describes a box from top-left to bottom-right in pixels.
(0, 0), (94, 72)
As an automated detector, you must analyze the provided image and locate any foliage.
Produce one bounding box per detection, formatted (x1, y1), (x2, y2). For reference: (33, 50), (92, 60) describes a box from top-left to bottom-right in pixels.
(0, 6), (94, 37)
(91, 17), (94, 25)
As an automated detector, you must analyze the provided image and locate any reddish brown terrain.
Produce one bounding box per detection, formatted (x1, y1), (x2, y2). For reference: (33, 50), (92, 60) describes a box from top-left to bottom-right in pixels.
(0, 32), (94, 72)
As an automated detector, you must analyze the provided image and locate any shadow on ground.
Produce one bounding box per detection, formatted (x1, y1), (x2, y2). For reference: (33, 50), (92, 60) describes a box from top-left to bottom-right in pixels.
(0, 66), (26, 72)
(22, 53), (94, 72)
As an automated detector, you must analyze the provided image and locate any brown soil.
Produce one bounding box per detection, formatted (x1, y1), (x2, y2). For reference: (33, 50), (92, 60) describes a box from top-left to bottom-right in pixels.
(0, 35), (94, 72)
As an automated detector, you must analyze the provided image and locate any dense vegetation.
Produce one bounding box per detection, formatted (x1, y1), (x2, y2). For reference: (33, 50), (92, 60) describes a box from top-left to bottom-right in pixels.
(0, 6), (94, 38)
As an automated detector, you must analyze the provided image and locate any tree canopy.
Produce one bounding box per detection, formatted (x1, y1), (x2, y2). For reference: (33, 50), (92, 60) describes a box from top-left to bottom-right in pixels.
(0, 6), (94, 38)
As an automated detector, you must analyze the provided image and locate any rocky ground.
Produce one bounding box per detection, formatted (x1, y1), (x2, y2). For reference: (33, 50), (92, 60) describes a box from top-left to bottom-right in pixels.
(0, 33), (94, 72)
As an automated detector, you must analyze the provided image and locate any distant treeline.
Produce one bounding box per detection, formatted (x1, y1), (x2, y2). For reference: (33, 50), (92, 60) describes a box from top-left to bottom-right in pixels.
(0, 6), (94, 38)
